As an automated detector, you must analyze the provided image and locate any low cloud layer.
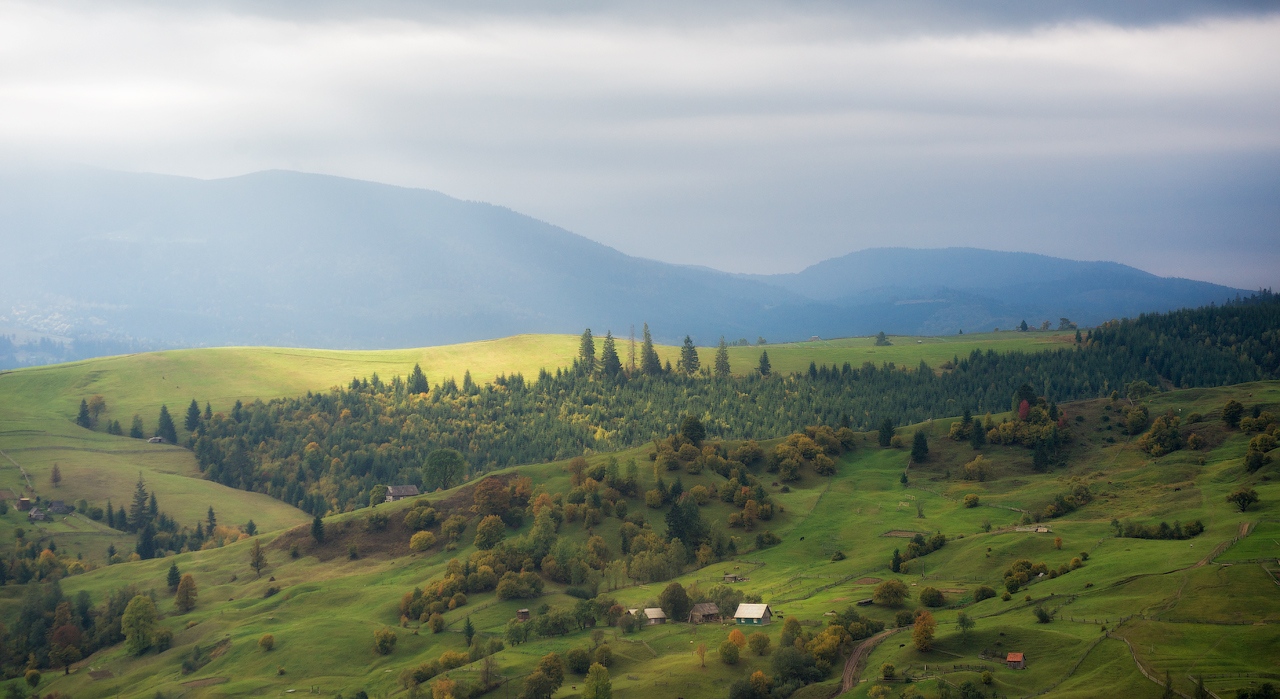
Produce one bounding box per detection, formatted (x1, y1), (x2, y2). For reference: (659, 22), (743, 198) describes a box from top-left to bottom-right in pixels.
(2, 1), (1277, 287)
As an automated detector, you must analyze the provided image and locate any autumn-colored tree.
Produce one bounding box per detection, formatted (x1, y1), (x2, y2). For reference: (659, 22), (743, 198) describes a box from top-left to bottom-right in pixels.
(912, 610), (937, 651)
(175, 574), (198, 613)
(728, 628), (747, 648)
(695, 642), (707, 668)
(259, 633), (275, 651)
(473, 477), (511, 515)
(50, 463), (62, 488)
(432, 675), (458, 699)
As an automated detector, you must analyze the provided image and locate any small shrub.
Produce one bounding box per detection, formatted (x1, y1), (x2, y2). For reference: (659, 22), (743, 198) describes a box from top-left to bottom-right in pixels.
(374, 627), (398, 655)
(1001, 592), (1012, 601)
(973, 585), (997, 602)
(719, 640), (740, 665)
(963, 494), (980, 508)
(1033, 605), (1052, 624)
(918, 587), (945, 608)
(881, 662), (896, 679)
(154, 627), (173, 652)
(831, 551), (846, 561)
(981, 671), (993, 685)
(259, 634), (275, 651)
(410, 531), (437, 552)
(289, 543), (300, 559)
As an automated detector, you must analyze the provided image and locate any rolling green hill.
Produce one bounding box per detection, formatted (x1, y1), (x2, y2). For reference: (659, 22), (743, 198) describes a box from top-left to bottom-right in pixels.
(3, 379), (1275, 699)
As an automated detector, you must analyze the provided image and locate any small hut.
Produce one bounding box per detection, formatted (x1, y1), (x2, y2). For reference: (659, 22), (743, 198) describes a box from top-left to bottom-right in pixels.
(516, 609), (531, 622)
(733, 603), (772, 625)
(723, 573), (745, 583)
(688, 603), (721, 624)
(27, 508), (47, 522)
(1006, 652), (1026, 670)
(384, 485), (421, 503)
(642, 608), (667, 625)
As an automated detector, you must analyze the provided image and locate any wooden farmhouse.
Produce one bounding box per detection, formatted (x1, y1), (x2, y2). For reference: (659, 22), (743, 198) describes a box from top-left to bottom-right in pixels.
(688, 603), (721, 624)
(733, 603), (772, 625)
(642, 608), (667, 625)
(384, 485), (421, 503)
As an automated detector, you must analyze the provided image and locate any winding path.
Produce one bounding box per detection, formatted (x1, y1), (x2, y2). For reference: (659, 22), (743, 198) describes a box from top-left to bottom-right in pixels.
(840, 628), (902, 693)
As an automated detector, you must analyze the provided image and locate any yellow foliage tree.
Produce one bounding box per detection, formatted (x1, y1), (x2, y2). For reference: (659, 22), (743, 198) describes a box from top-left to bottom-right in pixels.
(728, 628), (746, 648)
(912, 610), (937, 651)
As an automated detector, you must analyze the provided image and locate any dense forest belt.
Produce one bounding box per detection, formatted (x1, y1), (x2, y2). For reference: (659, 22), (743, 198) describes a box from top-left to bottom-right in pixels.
(186, 294), (1279, 513)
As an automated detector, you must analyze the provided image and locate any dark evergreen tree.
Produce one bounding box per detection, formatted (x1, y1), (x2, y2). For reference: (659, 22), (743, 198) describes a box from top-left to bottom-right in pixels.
(714, 337), (731, 378)
(640, 324), (662, 376)
(156, 405), (177, 444)
(203, 402), (213, 420)
(407, 364), (429, 394)
(579, 329), (597, 374)
(207, 506), (217, 530)
(758, 351), (771, 377)
(135, 523), (156, 560)
(911, 431), (929, 462)
(679, 415), (706, 445)
(76, 400), (92, 429)
(129, 414), (144, 439)
(167, 562), (181, 592)
(969, 419), (987, 450)
(600, 331), (621, 378)
(878, 419), (895, 447)
(677, 336), (700, 375)
(311, 515), (325, 543)
(128, 475), (150, 533)
(185, 399), (202, 432)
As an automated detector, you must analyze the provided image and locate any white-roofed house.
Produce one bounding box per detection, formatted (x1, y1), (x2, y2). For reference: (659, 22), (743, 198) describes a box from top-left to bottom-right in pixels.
(733, 603), (772, 625)
(642, 608), (667, 625)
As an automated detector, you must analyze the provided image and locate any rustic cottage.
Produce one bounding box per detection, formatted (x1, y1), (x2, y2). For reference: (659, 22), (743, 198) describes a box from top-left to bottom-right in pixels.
(384, 485), (421, 502)
(1006, 652), (1026, 670)
(688, 603), (721, 624)
(642, 608), (667, 625)
(733, 603), (772, 625)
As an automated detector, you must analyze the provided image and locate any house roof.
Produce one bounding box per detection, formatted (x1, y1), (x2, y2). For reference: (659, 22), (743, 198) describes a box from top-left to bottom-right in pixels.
(690, 603), (720, 615)
(643, 608), (667, 619)
(734, 603), (771, 619)
(386, 485), (420, 496)
(1007, 653), (1025, 662)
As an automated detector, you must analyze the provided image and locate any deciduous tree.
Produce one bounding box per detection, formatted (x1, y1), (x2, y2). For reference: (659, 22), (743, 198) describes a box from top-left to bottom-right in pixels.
(122, 595), (157, 655)
(912, 610), (936, 651)
(176, 574), (198, 612)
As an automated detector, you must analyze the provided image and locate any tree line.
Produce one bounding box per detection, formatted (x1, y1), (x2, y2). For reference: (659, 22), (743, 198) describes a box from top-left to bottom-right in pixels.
(115, 293), (1280, 514)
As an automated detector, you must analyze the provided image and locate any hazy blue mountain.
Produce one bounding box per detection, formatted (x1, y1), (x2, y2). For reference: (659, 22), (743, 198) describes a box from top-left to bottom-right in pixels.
(0, 167), (1247, 366)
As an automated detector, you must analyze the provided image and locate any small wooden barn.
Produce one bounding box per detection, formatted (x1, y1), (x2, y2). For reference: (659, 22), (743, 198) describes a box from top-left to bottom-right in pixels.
(733, 603), (772, 625)
(384, 485), (421, 502)
(1006, 652), (1026, 670)
(688, 603), (721, 624)
(642, 608), (667, 625)
(516, 609), (531, 621)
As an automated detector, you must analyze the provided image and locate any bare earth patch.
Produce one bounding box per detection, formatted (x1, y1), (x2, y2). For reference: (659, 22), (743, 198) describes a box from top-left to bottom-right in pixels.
(88, 669), (114, 680)
(881, 530), (923, 538)
(855, 577), (882, 585)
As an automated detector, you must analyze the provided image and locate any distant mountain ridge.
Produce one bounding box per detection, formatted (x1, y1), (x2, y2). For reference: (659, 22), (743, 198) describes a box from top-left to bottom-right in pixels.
(0, 167), (1246, 365)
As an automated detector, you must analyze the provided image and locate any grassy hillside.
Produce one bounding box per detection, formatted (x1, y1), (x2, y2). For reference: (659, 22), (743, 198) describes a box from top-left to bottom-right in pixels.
(0, 330), (1069, 557)
(10, 380), (1276, 699)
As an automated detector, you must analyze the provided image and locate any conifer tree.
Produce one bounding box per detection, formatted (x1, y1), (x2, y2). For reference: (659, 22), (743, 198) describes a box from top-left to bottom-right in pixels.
(50, 464), (61, 488)
(207, 506), (217, 530)
(878, 419), (895, 447)
(579, 329), (597, 374)
(128, 475), (149, 532)
(640, 324), (662, 376)
(156, 405), (177, 443)
(185, 399), (202, 432)
(757, 350), (771, 377)
(312, 514), (325, 543)
(76, 400), (91, 429)
(167, 562), (181, 592)
(970, 419), (987, 450)
(677, 336), (700, 375)
(249, 538), (267, 578)
(407, 363), (429, 394)
(463, 616), (476, 646)
(203, 402), (212, 420)
(911, 431), (929, 462)
(714, 337), (731, 378)
(600, 331), (622, 378)
(129, 414), (144, 439)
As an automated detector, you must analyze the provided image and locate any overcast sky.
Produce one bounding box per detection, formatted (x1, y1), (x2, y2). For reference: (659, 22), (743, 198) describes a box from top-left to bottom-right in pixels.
(3, 1), (1278, 288)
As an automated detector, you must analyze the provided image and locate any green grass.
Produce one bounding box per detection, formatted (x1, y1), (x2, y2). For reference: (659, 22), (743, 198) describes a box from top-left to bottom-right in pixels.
(0, 337), (1277, 698)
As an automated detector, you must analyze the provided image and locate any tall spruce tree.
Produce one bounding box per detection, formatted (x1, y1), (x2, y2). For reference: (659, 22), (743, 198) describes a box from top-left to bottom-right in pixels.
(878, 419), (895, 447)
(757, 350), (771, 377)
(600, 331), (622, 378)
(203, 402), (212, 420)
(714, 337), (731, 378)
(76, 399), (92, 429)
(677, 336), (700, 375)
(129, 414), (144, 439)
(640, 324), (662, 376)
(156, 405), (177, 443)
(579, 329), (597, 374)
(970, 419), (987, 449)
(185, 399), (202, 432)
(128, 475), (149, 532)
(911, 431), (929, 462)
(167, 561), (181, 591)
(407, 364), (429, 394)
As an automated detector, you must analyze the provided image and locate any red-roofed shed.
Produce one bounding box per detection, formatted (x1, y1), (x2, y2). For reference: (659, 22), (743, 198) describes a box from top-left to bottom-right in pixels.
(1006, 652), (1026, 670)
